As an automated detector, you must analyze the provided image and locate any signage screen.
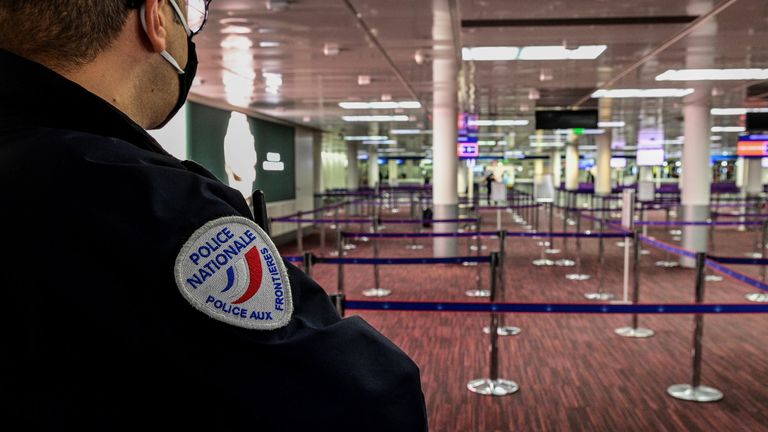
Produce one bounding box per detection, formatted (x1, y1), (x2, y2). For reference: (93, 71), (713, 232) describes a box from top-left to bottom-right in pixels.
(535, 109), (598, 130)
(457, 143), (479, 158)
(610, 157), (627, 168)
(636, 148), (664, 166)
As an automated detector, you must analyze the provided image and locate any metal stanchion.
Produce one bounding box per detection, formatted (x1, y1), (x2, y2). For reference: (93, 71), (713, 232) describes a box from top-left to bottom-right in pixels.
(545, 202), (560, 255)
(467, 219), (490, 297)
(656, 211), (680, 267)
(483, 231), (521, 336)
(585, 211), (615, 300)
(746, 219), (768, 302)
(336, 230), (345, 300)
(296, 215), (304, 253)
(667, 252), (724, 402)
(468, 252), (520, 396)
(615, 229), (654, 337)
(303, 251), (314, 277)
(566, 210), (590, 280)
(533, 203), (556, 266)
(363, 215), (391, 297)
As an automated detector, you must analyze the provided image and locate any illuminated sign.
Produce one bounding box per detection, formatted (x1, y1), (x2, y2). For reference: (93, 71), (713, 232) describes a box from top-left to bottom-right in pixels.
(737, 140), (768, 157)
(458, 113), (479, 144)
(457, 143), (479, 158)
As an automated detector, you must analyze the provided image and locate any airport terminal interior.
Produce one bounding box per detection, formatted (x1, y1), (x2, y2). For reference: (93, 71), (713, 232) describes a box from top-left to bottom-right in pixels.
(146, 0), (768, 430)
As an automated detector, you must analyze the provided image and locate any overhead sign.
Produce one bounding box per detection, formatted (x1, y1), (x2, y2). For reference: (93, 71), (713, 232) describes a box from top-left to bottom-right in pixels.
(737, 137), (768, 157)
(458, 113), (479, 144)
(457, 143), (479, 158)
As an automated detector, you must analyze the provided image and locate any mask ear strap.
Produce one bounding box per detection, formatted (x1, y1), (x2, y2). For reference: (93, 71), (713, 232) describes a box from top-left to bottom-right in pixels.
(140, 4), (186, 75)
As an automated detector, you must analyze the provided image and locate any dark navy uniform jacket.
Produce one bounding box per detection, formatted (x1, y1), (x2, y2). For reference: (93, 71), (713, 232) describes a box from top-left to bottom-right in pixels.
(0, 49), (427, 431)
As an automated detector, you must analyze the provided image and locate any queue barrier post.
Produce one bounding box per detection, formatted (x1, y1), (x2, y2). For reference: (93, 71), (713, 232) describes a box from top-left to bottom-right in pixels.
(363, 216), (392, 297)
(545, 202), (560, 255)
(566, 209), (590, 281)
(336, 230), (345, 300)
(467, 217), (490, 297)
(667, 252), (724, 402)
(615, 229), (655, 338)
(483, 230), (521, 336)
(468, 252), (520, 396)
(328, 293), (346, 318)
(745, 219), (768, 302)
(584, 214), (615, 300)
(303, 251), (315, 277)
(296, 216), (304, 254)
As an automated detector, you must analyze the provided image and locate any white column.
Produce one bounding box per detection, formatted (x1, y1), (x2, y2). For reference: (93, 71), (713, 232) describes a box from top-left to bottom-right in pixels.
(565, 140), (579, 191)
(346, 141), (359, 190)
(746, 157), (763, 196)
(551, 149), (562, 189)
(595, 134), (611, 195)
(431, 0), (458, 256)
(388, 159), (398, 186)
(313, 132), (323, 194)
(368, 147), (379, 188)
(680, 84), (712, 267)
(736, 157), (745, 189)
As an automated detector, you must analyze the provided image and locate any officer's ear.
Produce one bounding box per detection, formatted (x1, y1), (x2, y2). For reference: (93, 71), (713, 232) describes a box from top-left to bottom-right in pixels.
(141, 0), (169, 53)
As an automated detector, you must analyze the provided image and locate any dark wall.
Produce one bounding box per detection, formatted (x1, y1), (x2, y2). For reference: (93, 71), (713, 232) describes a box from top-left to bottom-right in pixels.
(186, 102), (296, 202)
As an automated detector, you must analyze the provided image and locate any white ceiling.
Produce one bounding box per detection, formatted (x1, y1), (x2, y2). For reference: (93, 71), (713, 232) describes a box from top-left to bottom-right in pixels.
(190, 0), (768, 156)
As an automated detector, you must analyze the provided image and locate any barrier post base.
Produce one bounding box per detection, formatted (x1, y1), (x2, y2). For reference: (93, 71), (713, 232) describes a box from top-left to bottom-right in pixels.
(537, 241), (550, 247)
(544, 248), (561, 254)
(470, 245), (488, 251)
(405, 244), (425, 250)
(343, 243), (357, 251)
(483, 326), (521, 336)
(640, 249), (651, 256)
(745, 292), (768, 302)
(555, 259), (575, 267)
(467, 378), (519, 396)
(616, 241), (626, 247)
(655, 260), (680, 268)
(614, 327), (655, 338)
(705, 274), (723, 282)
(667, 384), (723, 402)
(585, 292), (614, 300)
(566, 273), (591, 281)
(670, 229), (682, 236)
(362, 288), (392, 297)
(532, 258), (555, 266)
(462, 261), (479, 267)
(745, 252), (763, 259)
(465, 289), (491, 297)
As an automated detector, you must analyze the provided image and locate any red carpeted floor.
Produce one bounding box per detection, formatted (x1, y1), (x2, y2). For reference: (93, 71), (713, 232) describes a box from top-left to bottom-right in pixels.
(276, 205), (768, 431)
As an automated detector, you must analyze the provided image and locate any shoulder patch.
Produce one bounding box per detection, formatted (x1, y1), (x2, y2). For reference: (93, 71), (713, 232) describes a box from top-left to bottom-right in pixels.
(174, 216), (293, 330)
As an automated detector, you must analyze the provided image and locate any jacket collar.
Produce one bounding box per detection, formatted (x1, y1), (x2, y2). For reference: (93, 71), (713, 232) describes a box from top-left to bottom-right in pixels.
(0, 48), (169, 156)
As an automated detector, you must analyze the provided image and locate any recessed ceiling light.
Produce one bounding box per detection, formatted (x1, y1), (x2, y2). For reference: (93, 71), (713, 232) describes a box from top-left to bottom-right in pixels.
(344, 136), (389, 141)
(221, 26), (252, 35)
(518, 45), (606, 60)
(711, 126), (745, 132)
(462, 45), (606, 61)
(656, 68), (768, 81)
(711, 107), (768, 115)
(323, 43), (340, 56)
(342, 115), (410, 122)
(591, 88), (694, 98)
(221, 35), (253, 50)
(468, 119), (529, 126)
(598, 121), (626, 127)
(338, 101), (422, 110)
(259, 41), (280, 48)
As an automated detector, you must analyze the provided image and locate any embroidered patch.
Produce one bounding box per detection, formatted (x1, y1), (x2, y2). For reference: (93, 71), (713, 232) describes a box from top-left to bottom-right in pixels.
(174, 216), (293, 330)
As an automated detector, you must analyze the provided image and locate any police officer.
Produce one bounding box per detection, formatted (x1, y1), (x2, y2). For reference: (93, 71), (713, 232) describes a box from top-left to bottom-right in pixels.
(0, 1), (427, 429)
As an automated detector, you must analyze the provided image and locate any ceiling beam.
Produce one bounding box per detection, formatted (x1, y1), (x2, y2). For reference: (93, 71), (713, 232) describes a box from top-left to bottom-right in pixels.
(572, 0), (741, 108)
(340, 0), (428, 114)
(462, 16), (697, 28)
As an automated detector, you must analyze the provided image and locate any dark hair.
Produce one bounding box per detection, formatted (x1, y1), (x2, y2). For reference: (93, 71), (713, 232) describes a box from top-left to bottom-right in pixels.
(0, 0), (135, 70)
